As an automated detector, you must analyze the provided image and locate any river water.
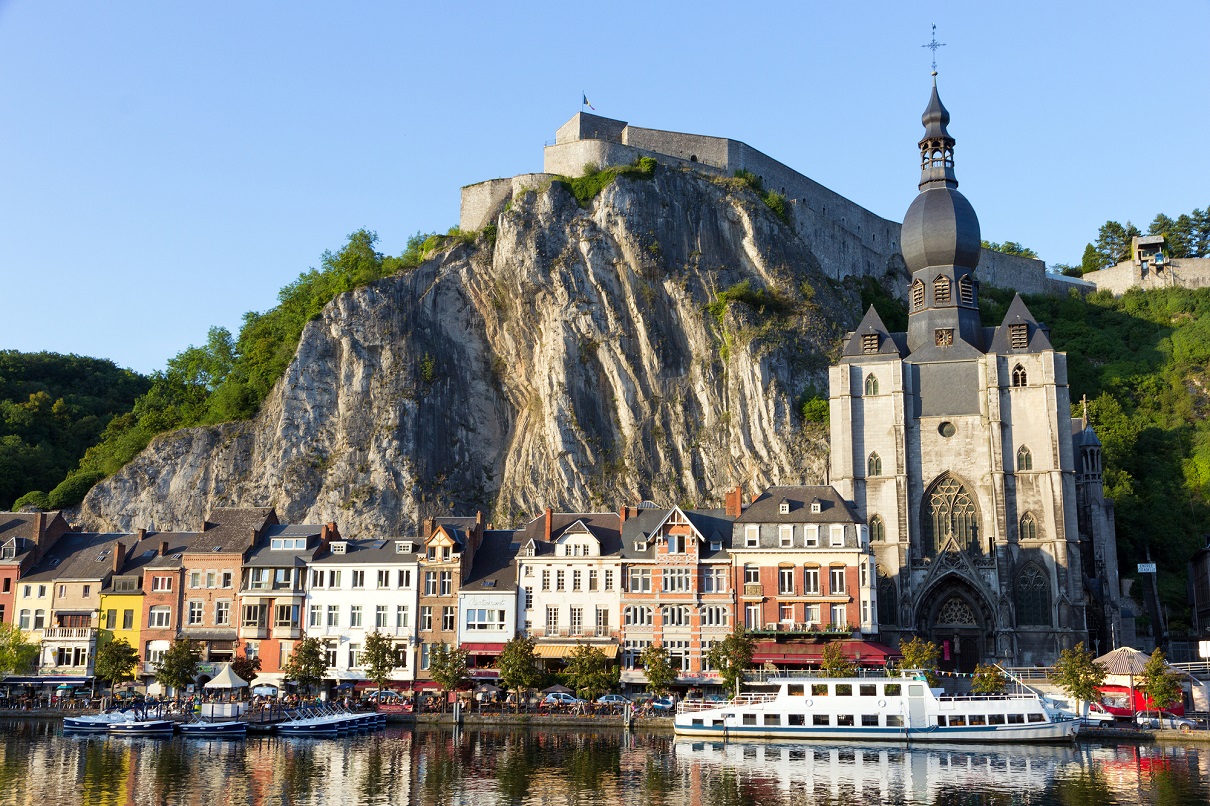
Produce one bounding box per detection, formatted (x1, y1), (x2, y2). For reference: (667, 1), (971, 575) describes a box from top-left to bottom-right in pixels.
(0, 719), (1207, 805)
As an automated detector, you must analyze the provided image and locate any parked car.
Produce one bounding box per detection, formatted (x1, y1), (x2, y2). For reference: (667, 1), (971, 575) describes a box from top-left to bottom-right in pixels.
(597, 694), (630, 706)
(541, 692), (586, 707)
(1136, 711), (1199, 731)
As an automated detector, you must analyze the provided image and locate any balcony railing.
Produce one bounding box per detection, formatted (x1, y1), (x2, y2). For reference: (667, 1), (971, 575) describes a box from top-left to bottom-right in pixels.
(529, 627), (619, 639)
(747, 622), (852, 635)
(42, 627), (95, 640)
(743, 584), (763, 597)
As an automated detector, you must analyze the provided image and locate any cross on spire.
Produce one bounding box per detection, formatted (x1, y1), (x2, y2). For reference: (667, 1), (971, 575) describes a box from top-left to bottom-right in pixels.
(922, 24), (946, 73)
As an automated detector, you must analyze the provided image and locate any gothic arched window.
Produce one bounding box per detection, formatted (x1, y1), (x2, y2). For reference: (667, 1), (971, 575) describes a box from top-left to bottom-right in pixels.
(1017, 445), (1033, 471)
(911, 280), (925, 310)
(1019, 512), (1038, 541)
(1012, 364), (1028, 387)
(869, 516), (885, 542)
(1015, 563), (1051, 626)
(867, 453), (882, 477)
(933, 276), (951, 304)
(922, 474), (979, 557)
(864, 374), (879, 396)
(877, 571), (897, 627)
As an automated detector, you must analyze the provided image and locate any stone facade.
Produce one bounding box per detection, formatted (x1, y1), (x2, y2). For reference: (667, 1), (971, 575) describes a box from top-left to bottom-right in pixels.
(1081, 235), (1210, 295)
(827, 80), (1122, 668)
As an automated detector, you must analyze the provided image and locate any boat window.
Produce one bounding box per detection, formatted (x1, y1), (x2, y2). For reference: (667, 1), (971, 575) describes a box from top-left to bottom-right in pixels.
(789, 714), (805, 726)
(886, 715), (904, 727)
(764, 714), (781, 726)
(835, 684), (853, 696)
(859, 684), (877, 697)
(742, 714), (757, 726)
(691, 719), (703, 727)
(907, 685), (923, 697)
(862, 714), (879, 726)
(949, 715), (966, 726)
(813, 714), (830, 726)
(811, 684), (829, 696)
(884, 684), (901, 697)
(936, 716), (947, 727)
(1027, 714), (1045, 723)
(1008, 714), (1025, 724)
(787, 684), (805, 696)
(837, 714), (855, 726)
(988, 714), (1005, 725)
(969, 714), (987, 726)
(711, 720), (723, 727)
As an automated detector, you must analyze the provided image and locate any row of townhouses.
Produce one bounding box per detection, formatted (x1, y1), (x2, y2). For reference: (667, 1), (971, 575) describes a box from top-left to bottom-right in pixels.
(0, 484), (891, 694)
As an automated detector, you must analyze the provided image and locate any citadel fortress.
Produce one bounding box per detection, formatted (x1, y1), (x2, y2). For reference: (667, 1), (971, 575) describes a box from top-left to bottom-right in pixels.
(461, 111), (1091, 299)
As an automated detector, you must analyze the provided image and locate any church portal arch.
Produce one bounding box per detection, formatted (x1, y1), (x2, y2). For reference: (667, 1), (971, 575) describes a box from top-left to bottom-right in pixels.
(915, 575), (995, 674)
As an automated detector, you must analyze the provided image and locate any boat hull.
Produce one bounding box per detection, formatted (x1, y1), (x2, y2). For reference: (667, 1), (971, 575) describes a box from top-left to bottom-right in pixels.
(672, 720), (1076, 743)
(178, 721), (247, 738)
(107, 720), (175, 737)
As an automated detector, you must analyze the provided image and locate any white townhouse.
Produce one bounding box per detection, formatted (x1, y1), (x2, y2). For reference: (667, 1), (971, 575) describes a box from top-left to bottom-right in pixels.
(456, 530), (520, 677)
(305, 538), (420, 690)
(516, 509), (623, 664)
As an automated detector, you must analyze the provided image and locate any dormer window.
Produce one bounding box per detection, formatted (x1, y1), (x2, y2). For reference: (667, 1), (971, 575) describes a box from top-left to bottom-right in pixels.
(710, 540), (723, 552)
(779, 500), (790, 515)
(1009, 323), (1028, 349)
(634, 541), (647, 552)
(270, 537), (307, 550)
(395, 540), (414, 554)
(811, 500), (822, 514)
(861, 333), (879, 353)
(330, 542), (346, 555)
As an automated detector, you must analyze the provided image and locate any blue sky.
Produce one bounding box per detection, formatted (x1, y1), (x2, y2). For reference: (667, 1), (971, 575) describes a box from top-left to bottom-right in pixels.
(2, 1), (1208, 374)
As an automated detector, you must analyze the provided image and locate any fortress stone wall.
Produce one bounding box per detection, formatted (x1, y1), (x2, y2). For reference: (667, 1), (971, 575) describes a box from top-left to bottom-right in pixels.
(1081, 257), (1210, 295)
(461, 112), (1076, 300)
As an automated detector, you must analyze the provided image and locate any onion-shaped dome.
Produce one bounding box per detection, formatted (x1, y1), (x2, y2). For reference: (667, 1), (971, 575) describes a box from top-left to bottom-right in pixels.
(901, 186), (981, 272)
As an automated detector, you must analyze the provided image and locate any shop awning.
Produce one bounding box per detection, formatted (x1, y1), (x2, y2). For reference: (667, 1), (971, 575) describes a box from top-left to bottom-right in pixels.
(1, 676), (92, 686)
(751, 640), (901, 666)
(461, 643), (506, 654)
(534, 643), (618, 659)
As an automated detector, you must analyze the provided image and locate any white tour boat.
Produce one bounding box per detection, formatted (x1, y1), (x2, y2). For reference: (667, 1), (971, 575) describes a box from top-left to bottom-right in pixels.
(673, 673), (1077, 743)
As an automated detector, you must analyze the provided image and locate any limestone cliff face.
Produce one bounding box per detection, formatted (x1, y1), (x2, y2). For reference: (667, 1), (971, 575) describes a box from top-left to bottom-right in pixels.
(79, 166), (865, 534)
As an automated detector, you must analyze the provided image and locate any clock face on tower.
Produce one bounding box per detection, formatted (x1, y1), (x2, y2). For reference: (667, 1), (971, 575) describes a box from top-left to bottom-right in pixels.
(934, 328), (954, 347)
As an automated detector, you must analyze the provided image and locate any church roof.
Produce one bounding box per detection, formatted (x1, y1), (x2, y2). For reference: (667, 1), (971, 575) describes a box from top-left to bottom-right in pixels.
(842, 306), (905, 358)
(920, 77), (952, 143)
(987, 294), (1053, 354)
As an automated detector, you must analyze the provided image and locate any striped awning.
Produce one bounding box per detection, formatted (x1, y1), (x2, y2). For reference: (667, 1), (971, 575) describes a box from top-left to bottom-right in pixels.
(534, 643), (619, 659)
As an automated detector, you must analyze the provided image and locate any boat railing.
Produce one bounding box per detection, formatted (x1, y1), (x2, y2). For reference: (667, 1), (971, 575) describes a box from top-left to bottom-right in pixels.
(934, 693), (1041, 703)
(676, 691), (778, 715)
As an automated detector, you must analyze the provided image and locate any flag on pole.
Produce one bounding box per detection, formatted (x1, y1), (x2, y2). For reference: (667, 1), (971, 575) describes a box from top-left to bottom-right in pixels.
(582, 93), (594, 111)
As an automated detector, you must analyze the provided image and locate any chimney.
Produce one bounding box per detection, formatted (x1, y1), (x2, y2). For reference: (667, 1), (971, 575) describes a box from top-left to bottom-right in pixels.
(544, 507), (553, 542)
(137, 528), (147, 541)
(725, 485), (744, 518)
(619, 505), (630, 524)
(249, 528), (258, 550)
(32, 512), (46, 543)
(423, 517), (435, 538)
(112, 541), (126, 574)
(160, 541), (169, 557)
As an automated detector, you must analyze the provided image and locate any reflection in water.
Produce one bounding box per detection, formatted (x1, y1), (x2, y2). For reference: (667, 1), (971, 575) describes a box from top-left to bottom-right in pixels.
(0, 721), (1207, 805)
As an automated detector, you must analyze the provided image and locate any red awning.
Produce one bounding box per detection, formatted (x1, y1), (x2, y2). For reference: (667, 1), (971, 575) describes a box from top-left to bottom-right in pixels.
(469, 669), (500, 680)
(461, 642), (506, 654)
(407, 681), (444, 691)
(752, 640), (902, 666)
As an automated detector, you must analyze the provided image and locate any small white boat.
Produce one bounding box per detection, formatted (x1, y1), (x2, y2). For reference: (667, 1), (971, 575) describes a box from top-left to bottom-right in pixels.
(63, 710), (131, 733)
(177, 719), (247, 739)
(673, 673), (1077, 743)
(107, 715), (175, 737)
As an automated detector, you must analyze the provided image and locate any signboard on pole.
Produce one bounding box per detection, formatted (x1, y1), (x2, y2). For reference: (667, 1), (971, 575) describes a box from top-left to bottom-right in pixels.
(1137, 563), (1157, 574)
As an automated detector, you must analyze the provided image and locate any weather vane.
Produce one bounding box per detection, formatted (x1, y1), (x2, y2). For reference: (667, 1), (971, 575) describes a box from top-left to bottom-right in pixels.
(922, 24), (945, 73)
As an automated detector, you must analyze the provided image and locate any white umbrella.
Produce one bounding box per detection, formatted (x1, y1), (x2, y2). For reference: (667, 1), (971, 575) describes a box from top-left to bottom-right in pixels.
(203, 663), (249, 690)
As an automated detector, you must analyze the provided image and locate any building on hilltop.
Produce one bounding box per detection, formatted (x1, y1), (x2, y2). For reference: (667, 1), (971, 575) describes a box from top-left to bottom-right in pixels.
(460, 111), (1084, 298)
(827, 75), (1124, 669)
(1081, 234), (1210, 295)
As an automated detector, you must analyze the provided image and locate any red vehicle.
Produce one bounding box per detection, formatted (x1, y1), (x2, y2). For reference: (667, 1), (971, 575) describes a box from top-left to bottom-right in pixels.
(1096, 685), (1184, 718)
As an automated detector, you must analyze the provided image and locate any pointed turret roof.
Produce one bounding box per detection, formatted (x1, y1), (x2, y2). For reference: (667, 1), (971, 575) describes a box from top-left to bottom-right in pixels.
(921, 75), (952, 143)
(988, 294), (1053, 353)
(843, 305), (905, 358)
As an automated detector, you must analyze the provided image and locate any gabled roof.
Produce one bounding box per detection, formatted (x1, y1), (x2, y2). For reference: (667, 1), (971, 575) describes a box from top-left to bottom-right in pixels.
(462, 530), (520, 592)
(21, 532), (133, 583)
(311, 537), (422, 565)
(144, 532), (207, 568)
(842, 306), (904, 359)
(618, 506), (735, 560)
(734, 486), (861, 526)
(987, 294), (1053, 354)
(516, 512), (622, 555)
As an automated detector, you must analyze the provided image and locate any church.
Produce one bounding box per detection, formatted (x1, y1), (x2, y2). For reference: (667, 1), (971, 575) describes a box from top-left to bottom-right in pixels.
(828, 75), (1123, 669)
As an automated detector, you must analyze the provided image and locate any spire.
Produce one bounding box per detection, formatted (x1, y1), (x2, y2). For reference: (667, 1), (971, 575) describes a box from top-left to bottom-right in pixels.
(918, 74), (957, 190)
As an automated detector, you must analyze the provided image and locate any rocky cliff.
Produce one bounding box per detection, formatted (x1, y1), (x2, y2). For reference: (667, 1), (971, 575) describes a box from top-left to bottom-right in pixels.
(78, 165), (872, 535)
